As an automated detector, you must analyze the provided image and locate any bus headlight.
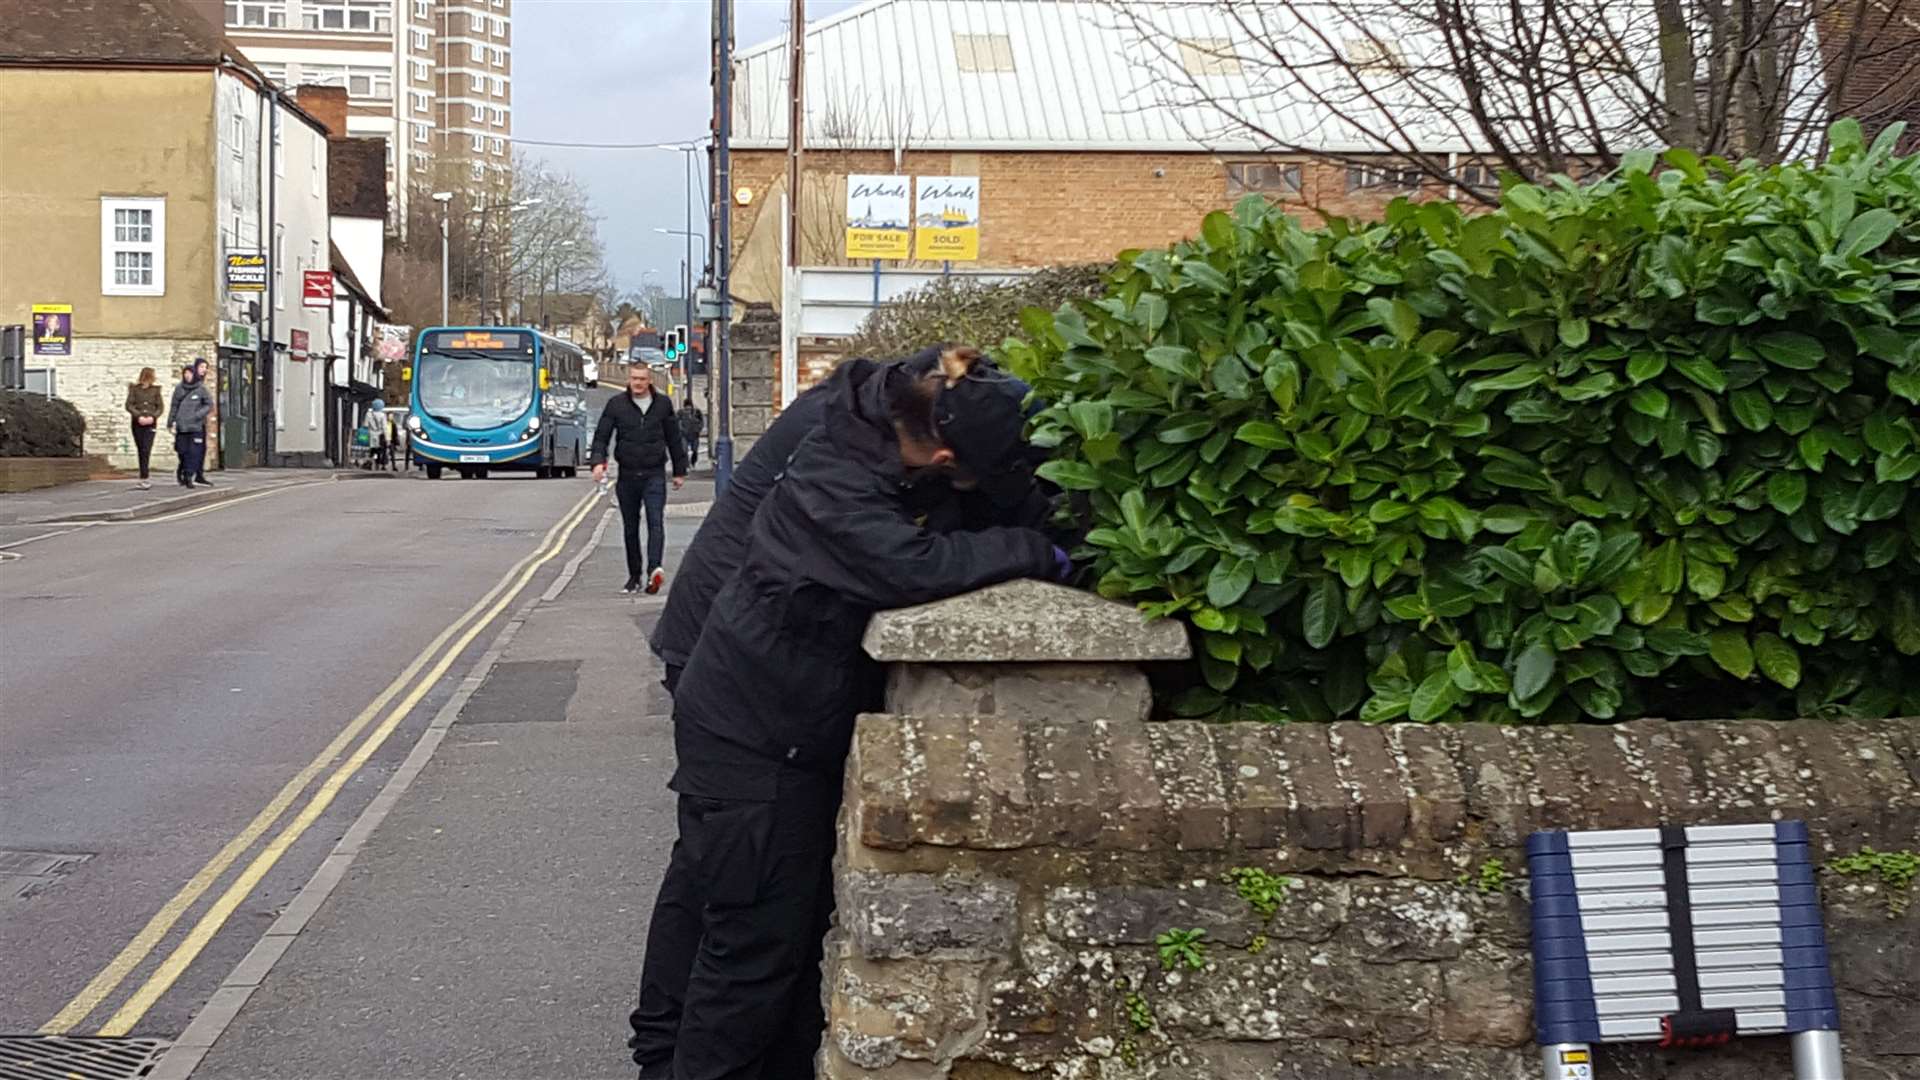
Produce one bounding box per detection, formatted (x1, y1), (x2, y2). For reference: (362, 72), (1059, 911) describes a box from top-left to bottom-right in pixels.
(526, 415), (542, 432)
(405, 414), (422, 433)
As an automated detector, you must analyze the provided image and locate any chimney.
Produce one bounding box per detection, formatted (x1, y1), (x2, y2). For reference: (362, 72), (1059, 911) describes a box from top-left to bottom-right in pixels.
(291, 85), (349, 137)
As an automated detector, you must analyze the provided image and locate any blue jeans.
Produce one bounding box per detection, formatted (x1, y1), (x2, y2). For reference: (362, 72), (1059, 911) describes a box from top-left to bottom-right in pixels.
(616, 469), (668, 580)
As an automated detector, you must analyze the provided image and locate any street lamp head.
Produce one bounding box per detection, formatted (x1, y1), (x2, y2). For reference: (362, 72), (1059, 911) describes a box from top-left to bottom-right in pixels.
(431, 191), (454, 203)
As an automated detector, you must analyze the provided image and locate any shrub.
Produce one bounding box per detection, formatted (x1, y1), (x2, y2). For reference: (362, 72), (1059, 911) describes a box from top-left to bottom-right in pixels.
(845, 264), (1111, 358)
(0, 391), (86, 458)
(1002, 121), (1920, 725)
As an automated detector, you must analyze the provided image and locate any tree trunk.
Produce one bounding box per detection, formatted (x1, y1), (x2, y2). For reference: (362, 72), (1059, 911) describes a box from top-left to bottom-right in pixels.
(1654, 0), (1702, 148)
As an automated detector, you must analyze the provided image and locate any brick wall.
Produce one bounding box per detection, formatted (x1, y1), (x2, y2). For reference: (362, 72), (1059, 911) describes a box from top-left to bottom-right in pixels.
(729, 149), (1461, 291)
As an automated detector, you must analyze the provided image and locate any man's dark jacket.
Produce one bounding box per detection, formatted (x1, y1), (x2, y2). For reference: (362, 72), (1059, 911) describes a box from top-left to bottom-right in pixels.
(649, 388), (826, 669)
(589, 392), (688, 475)
(669, 358), (1055, 799)
(649, 368), (1057, 671)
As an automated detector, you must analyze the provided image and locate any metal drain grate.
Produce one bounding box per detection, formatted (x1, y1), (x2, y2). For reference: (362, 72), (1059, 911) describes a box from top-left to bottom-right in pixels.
(0, 1036), (168, 1080)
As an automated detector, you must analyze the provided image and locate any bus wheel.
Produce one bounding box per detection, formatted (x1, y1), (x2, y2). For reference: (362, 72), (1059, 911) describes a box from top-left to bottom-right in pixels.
(476, 468), (490, 479)
(425, 463), (442, 480)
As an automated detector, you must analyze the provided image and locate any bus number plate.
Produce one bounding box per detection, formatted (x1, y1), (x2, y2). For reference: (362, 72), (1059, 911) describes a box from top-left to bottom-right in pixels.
(459, 453), (489, 463)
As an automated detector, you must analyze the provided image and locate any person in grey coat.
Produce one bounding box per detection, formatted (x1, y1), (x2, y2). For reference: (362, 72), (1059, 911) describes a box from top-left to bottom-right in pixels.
(168, 364), (215, 489)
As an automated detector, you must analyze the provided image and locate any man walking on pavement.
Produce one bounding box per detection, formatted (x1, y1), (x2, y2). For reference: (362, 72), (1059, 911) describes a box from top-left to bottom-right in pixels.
(677, 398), (704, 468)
(591, 365), (687, 595)
(167, 362), (215, 489)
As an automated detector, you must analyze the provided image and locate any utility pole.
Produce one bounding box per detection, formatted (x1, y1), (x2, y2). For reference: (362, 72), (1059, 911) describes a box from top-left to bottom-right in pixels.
(785, 0), (805, 268)
(684, 147), (696, 406)
(713, 0), (736, 495)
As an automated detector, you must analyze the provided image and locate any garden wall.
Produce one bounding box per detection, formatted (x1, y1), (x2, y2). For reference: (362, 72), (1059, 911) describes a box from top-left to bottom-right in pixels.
(821, 582), (1920, 1079)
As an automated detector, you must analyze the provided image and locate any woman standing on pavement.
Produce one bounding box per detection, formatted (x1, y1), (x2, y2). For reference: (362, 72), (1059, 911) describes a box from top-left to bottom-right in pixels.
(124, 367), (162, 490)
(629, 346), (1069, 1080)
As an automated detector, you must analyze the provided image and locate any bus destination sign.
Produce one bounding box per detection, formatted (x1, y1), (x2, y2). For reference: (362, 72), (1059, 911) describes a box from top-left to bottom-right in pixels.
(433, 330), (531, 353)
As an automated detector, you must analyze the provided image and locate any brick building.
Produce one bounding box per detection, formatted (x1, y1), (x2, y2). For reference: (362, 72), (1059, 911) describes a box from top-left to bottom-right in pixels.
(725, 0), (1506, 395)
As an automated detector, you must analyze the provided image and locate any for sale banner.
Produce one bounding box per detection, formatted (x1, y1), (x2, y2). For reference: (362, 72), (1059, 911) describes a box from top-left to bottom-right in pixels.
(844, 174), (911, 260)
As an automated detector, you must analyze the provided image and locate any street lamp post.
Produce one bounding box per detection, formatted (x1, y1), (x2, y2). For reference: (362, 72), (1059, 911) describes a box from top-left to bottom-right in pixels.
(654, 226), (707, 397)
(432, 191), (453, 325)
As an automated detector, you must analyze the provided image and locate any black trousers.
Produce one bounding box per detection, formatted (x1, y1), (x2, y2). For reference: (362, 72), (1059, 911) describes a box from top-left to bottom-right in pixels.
(174, 431), (206, 485)
(616, 469), (668, 580)
(131, 423), (156, 479)
(631, 770), (839, 1080)
(686, 436), (700, 467)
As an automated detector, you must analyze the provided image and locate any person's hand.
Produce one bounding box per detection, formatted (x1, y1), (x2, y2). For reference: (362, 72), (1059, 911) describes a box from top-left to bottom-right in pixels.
(672, 476), (686, 491)
(592, 463), (607, 483)
(1050, 546), (1075, 582)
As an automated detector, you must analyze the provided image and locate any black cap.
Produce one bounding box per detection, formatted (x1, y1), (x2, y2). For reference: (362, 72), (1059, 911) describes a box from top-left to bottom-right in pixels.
(936, 365), (1042, 507)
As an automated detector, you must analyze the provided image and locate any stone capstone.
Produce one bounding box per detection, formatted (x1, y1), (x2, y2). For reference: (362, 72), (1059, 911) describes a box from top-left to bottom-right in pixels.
(863, 579), (1190, 663)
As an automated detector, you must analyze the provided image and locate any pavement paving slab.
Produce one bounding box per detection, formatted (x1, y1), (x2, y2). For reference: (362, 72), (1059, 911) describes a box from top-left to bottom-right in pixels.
(185, 485), (704, 1080)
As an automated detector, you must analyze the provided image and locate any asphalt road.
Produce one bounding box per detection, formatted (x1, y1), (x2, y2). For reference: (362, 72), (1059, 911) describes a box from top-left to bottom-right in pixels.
(0, 470), (603, 1040)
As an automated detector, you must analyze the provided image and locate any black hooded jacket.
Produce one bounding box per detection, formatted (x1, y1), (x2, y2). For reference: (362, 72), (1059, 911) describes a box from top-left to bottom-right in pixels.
(648, 385), (830, 669)
(669, 358), (1057, 799)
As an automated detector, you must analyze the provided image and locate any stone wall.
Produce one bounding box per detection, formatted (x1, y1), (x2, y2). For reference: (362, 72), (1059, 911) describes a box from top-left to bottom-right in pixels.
(824, 582), (1920, 1080)
(54, 336), (212, 471)
(727, 300), (779, 459)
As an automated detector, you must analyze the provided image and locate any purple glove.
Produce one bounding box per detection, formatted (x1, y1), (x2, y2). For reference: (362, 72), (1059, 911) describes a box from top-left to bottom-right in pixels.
(1051, 545), (1075, 582)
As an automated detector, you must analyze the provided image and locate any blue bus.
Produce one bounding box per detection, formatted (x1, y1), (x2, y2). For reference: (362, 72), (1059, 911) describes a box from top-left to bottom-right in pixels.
(405, 326), (589, 480)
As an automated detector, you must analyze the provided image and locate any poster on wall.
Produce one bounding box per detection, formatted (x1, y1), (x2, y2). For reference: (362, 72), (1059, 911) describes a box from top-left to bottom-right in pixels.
(31, 304), (72, 356)
(844, 174), (911, 260)
(913, 177), (981, 261)
(290, 328), (310, 361)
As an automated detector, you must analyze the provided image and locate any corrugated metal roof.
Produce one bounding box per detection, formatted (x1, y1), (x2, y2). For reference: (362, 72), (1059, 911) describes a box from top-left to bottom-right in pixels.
(732, 0), (1522, 152)
(733, 0), (1829, 156)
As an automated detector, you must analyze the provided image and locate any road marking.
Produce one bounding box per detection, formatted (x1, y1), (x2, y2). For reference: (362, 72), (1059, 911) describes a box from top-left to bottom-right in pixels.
(94, 491), (601, 1036)
(125, 482), (322, 524)
(39, 490), (596, 1035)
(0, 525), (94, 551)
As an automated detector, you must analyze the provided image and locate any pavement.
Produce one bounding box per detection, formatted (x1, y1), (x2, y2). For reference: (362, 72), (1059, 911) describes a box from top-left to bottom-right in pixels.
(2, 458), (716, 1078)
(0, 467), (396, 533)
(182, 485), (700, 1080)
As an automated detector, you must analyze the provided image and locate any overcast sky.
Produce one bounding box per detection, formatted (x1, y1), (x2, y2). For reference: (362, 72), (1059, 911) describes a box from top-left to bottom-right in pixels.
(513, 0), (863, 296)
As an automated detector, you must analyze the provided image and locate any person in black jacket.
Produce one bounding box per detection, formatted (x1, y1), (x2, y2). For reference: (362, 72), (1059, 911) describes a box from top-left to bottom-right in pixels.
(591, 365), (688, 594)
(629, 348), (1066, 1080)
(646, 352), (1054, 695)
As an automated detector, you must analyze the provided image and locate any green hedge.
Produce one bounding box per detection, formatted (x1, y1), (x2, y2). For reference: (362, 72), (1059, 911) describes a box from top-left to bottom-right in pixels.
(0, 391), (86, 458)
(1003, 121), (1920, 724)
(845, 264), (1110, 358)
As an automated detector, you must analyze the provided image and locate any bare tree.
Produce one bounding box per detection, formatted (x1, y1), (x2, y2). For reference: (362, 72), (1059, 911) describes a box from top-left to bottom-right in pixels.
(1106, 0), (1920, 201)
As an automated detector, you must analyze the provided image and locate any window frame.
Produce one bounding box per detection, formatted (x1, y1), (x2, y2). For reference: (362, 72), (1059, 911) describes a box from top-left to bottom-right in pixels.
(1225, 160), (1302, 197)
(101, 196), (167, 297)
(1346, 163), (1424, 192)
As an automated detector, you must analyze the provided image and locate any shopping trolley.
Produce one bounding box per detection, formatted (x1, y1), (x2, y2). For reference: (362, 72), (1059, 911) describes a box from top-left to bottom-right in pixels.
(1527, 821), (1843, 1080)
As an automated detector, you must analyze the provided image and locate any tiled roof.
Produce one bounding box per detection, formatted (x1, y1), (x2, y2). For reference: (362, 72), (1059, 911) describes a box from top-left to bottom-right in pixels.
(0, 0), (330, 135)
(2, 0), (232, 67)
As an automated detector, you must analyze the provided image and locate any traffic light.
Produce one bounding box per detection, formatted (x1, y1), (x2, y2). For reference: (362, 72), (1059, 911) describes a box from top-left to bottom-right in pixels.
(663, 329), (680, 358)
(672, 325), (689, 362)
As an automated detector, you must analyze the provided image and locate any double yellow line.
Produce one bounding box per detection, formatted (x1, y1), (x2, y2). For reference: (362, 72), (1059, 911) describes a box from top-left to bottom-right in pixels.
(43, 490), (601, 1037)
